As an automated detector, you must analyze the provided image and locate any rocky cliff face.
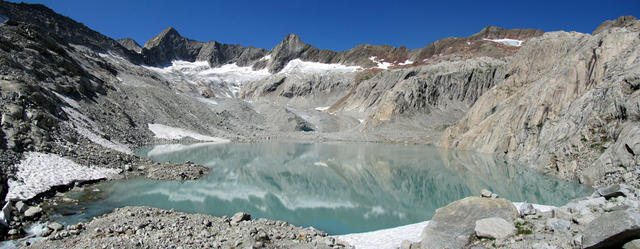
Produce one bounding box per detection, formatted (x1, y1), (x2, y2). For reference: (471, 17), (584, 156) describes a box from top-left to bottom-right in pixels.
(440, 18), (640, 184)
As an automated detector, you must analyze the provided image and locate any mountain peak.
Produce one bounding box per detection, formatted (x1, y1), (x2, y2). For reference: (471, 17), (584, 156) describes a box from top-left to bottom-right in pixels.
(144, 26), (183, 49)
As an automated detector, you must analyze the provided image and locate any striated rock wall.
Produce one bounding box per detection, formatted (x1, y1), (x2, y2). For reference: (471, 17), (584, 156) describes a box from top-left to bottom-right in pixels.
(440, 18), (640, 185)
(331, 57), (505, 126)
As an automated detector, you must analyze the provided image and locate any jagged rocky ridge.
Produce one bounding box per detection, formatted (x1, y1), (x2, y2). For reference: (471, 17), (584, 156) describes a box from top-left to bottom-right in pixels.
(0, 0), (639, 247)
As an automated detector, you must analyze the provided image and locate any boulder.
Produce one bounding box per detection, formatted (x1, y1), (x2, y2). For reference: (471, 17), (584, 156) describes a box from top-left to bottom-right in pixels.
(474, 217), (516, 239)
(598, 184), (628, 199)
(480, 189), (492, 198)
(545, 218), (570, 233)
(519, 202), (537, 216)
(47, 222), (64, 231)
(421, 197), (518, 249)
(624, 239), (640, 249)
(231, 212), (251, 224)
(24, 206), (42, 218)
(583, 209), (640, 249)
(15, 201), (26, 213)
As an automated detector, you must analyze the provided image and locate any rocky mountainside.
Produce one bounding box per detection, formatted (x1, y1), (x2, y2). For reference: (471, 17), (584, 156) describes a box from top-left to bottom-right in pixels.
(441, 16), (640, 185)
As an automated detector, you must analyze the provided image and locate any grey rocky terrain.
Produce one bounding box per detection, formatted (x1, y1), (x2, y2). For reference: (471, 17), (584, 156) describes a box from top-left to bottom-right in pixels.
(0, 0), (639, 248)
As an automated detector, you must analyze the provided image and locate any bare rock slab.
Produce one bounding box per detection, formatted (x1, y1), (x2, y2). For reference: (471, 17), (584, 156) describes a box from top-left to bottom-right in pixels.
(583, 209), (640, 249)
(421, 197), (518, 249)
(474, 217), (516, 239)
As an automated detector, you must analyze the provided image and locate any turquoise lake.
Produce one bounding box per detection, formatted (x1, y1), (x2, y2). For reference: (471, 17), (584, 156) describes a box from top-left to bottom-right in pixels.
(52, 142), (592, 235)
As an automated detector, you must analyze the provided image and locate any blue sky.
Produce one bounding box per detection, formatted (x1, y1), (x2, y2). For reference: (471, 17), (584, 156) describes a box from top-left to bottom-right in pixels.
(11, 0), (640, 51)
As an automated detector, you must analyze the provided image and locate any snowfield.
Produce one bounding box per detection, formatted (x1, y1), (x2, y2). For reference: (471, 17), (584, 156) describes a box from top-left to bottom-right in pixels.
(280, 59), (361, 74)
(482, 38), (523, 46)
(148, 123), (231, 143)
(6, 152), (121, 201)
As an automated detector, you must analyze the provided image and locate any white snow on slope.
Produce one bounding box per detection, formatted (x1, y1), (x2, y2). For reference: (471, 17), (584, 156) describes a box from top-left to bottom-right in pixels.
(54, 93), (132, 154)
(6, 152), (121, 201)
(336, 221), (430, 249)
(281, 59), (361, 74)
(398, 60), (414, 66)
(148, 123), (231, 143)
(369, 56), (393, 69)
(482, 38), (523, 47)
(145, 61), (271, 97)
(314, 106), (330, 111)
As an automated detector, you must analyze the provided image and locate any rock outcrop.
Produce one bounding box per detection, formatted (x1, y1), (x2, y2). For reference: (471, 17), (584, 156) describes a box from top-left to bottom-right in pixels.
(440, 18), (640, 184)
(420, 196), (518, 249)
(116, 38), (142, 53)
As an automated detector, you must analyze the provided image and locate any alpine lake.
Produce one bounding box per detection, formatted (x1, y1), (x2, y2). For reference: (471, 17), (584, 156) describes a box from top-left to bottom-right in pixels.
(49, 142), (591, 235)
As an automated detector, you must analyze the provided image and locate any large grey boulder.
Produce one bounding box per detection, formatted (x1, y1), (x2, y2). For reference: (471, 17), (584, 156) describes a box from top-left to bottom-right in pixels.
(624, 239), (640, 249)
(546, 218), (571, 233)
(474, 217), (516, 239)
(583, 209), (640, 249)
(24, 206), (42, 218)
(597, 184), (628, 199)
(421, 197), (518, 249)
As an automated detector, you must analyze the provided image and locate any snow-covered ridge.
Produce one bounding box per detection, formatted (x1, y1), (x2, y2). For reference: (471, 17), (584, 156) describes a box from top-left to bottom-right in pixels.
(6, 152), (121, 201)
(482, 38), (523, 46)
(148, 123), (231, 143)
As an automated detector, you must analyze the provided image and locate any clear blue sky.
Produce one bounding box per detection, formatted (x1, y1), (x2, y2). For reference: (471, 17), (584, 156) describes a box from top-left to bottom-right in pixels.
(10, 0), (640, 51)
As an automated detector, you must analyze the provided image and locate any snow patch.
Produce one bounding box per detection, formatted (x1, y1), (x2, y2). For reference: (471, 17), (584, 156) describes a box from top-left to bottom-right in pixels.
(369, 56), (394, 69)
(398, 60), (414, 66)
(6, 152), (121, 201)
(148, 123), (230, 143)
(314, 106), (330, 111)
(280, 59), (361, 74)
(482, 38), (523, 47)
(336, 221), (430, 249)
(313, 162), (328, 167)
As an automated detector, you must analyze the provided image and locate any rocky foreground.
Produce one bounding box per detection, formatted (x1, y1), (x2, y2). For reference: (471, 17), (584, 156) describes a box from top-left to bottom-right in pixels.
(8, 184), (638, 249)
(26, 206), (350, 249)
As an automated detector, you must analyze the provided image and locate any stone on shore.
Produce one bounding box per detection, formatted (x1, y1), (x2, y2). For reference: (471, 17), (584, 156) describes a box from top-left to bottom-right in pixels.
(421, 196), (518, 249)
(624, 239), (640, 249)
(598, 184), (628, 199)
(545, 218), (571, 233)
(47, 222), (64, 231)
(582, 209), (640, 249)
(24, 206), (43, 217)
(231, 212), (251, 224)
(474, 217), (516, 239)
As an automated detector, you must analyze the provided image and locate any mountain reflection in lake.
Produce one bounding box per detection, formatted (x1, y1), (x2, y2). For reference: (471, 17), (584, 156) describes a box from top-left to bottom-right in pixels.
(54, 142), (591, 235)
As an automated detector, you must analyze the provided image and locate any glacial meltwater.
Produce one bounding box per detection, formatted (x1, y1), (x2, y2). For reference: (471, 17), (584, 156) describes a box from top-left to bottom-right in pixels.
(51, 142), (591, 235)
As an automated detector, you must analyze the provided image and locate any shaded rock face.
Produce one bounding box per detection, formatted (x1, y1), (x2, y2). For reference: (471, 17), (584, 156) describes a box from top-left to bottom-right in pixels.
(116, 38), (142, 54)
(0, 1), (140, 63)
(420, 197), (518, 249)
(440, 18), (640, 184)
